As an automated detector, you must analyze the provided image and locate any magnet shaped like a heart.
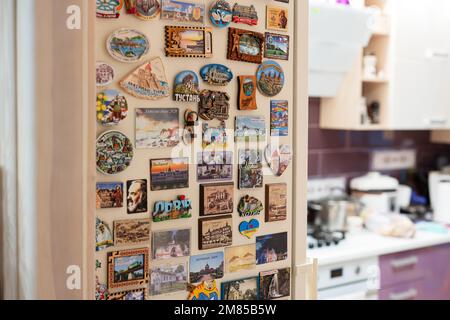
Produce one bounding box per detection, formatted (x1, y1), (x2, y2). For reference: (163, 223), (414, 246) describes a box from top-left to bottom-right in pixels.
(265, 144), (293, 177)
(239, 219), (260, 239)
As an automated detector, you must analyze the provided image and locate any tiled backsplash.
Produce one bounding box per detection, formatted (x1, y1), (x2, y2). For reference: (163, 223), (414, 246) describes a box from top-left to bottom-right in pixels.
(308, 98), (450, 180)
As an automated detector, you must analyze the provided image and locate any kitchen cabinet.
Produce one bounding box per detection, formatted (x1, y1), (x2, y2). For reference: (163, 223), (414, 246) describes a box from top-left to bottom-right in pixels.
(379, 243), (450, 300)
(319, 0), (450, 130)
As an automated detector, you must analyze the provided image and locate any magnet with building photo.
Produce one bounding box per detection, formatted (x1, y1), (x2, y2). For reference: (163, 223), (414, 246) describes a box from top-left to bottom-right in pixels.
(256, 232), (288, 265)
(238, 149), (263, 189)
(259, 268), (291, 300)
(198, 215), (233, 250)
(152, 229), (191, 260)
(200, 64), (234, 86)
(232, 4), (258, 26)
(150, 158), (189, 191)
(96, 131), (134, 175)
(189, 252), (224, 284)
(161, 0), (205, 23)
(197, 151), (233, 182)
(150, 262), (188, 296)
(200, 183), (234, 216)
(198, 90), (230, 121)
(136, 108), (180, 149)
(107, 248), (149, 290)
(221, 277), (259, 300)
(265, 33), (290, 61)
(173, 71), (200, 103)
(113, 218), (151, 246)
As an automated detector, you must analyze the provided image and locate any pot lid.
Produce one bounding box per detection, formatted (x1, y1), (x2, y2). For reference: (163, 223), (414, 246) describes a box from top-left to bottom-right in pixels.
(350, 172), (399, 191)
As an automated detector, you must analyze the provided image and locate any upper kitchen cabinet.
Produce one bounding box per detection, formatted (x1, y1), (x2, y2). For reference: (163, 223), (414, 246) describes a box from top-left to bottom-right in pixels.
(318, 0), (450, 130)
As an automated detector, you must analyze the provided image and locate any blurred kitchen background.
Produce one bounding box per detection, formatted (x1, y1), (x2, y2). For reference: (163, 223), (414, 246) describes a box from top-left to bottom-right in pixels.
(307, 0), (450, 300)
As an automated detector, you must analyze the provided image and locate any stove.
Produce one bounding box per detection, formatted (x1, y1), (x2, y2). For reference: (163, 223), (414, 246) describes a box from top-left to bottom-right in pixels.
(308, 226), (347, 250)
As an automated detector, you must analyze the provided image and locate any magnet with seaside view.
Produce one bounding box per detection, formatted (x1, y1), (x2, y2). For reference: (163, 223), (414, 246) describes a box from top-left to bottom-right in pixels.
(107, 28), (150, 63)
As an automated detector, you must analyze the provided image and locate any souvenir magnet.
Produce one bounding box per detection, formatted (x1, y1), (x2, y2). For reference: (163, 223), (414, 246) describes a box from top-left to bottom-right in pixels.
(197, 151), (233, 182)
(198, 215), (233, 250)
(239, 219), (260, 239)
(265, 183), (287, 222)
(238, 75), (257, 110)
(200, 64), (234, 86)
(109, 288), (148, 301)
(96, 62), (115, 87)
(113, 218), (151, 246)
(124, 0), (138, 14)
(224, 245), (256, 274)
(135, 0), (161, 20)
(152, 195), (192, 222)
(96, 0), (124, 18)
(227, 27), (264, 64)
(256, 60), (285, 97)
(266, 5), (289, 32)
(136, 108), (180, 149)
(265, 144), (292, 177)
(270, 100), (289, 137)
(199, 182), (234, 216)
(96, 182), (124, 209)
(165, 26), (213, 58)
(209, 0), (232, 28)
(97, 90), (128, 126)
(183, 109), (199, 145)
(126, 179), (148, 214)
(95, 276), (109, 301)
(190, 253), (224, 283)
(199, 90), (230, 121)
(152, 229), (191, 260)
(96, 218), (114, 252)
(151, 263), (188, 296)
(202, 122), (227, 149)
(265, 32), (290, 61)
(188, 281), (219, 300)
(235, 116), (266, 142)
(232, 4), (258, 26)
(238, 195), (263, 217)
(173, 71), (201, 102)
(161, 0), (205, 23)
(238, 149), (263, 190)
(96, 131), (134, 175)
(120, 58), (170, 100)
(107, 28), (150, 63)
(150, 158), (189, 191)
(107, 248), (150, 290)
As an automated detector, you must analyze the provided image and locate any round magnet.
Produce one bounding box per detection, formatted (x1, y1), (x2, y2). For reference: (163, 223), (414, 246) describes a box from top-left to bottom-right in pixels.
(96, 131), (134, 175)
(135, 0), (161, 20)
(96, 62), (115, 87)
(256, 60), (285, 97)
(209, 0), (232, 28)
(107, 28), (150, 63)
(96, 0), (123, 19)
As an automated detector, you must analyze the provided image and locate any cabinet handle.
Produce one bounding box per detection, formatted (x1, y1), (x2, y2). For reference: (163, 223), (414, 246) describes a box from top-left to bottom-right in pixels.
(425, 49), (450, 59)
(390, 256), (418, 270)
(426, 118), (447, 127)
(389, 288), (418, 300)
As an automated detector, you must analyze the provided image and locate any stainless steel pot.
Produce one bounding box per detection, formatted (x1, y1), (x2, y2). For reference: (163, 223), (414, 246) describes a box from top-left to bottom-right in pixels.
(308, 197), (364, 232)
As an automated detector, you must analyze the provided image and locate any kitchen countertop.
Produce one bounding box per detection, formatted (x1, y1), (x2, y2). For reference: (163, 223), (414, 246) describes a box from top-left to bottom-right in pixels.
(308, 228), (450, 266)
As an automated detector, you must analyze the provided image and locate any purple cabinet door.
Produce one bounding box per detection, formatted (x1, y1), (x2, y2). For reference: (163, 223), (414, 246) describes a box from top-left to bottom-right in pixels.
(379, 279), (424, 300)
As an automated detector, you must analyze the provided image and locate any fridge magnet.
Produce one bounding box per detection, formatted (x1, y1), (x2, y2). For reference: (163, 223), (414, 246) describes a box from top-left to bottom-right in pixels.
(265, 144), (292, 177)
(107, 248), (149, 290)
(275, 0), (289, 2)
(161, 0), (205, 23)
(96, 218), (114, 252)
(107, 28), (149, 63)
(238, 149), (263, 190)
(265, 33), (290, 61)
(189, 252), (224, 283)
(200, 182), (234, 216)
(259, 268), (291, 300)
(96, 0), (123, 18)
(150, 158), (189, 191)
(266, 5), (289, 32)
(136, 108), (180, 149)
(135, 0), (161, 20)
(256, 60), (285, 97)
(227, 28), (264, 64)
(270, 100), (288, 137)
(120, 58), (170, 100)
(225, 244), (256, 273)
(221, 277), (259, 300)
(96, 62), (115, 87)
(108, 288), (148, 300)
(200, 64), (234, 86)
(238, 75), (257, 111)
(124, 0), (137, 13)
(173, 71), (200, 103)
(232, 4), (258, 26)
(126, 179), (148, 214)
(187, 280), (219, 300)
(198, 90), (230, 121)
(95, 277), (109, 301)
(198, 215), (233, 250)
(209, 0), (232, 28)
(256, 232), (288, 265)
(152, 229), (191, 260)
(235, 116), (266, 142)
(96, 260), (102, 271)
(113, 218), (151, 246)
(239, 219), (260, 239)
(96, 131), (133, 175)
(202, 122), (227, 149)
(197, 151), (233, 182)
(96, 90), (128, 126)
(96, 182), (124, 209)
(265, 183), (287, 223)
(150, 262), (187, 296)
(238, 195), (263, 217)
(165, 26), (213, 58)
(152, 195), (192, 222)
(182, 109), (199, 145)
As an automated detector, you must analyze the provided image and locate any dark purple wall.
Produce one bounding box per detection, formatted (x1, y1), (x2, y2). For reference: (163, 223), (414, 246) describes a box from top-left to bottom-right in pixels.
(308, 98), (450, 180)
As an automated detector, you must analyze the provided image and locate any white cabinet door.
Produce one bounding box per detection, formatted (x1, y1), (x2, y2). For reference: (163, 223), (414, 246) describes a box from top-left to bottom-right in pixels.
(389, 0), (450, 129)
